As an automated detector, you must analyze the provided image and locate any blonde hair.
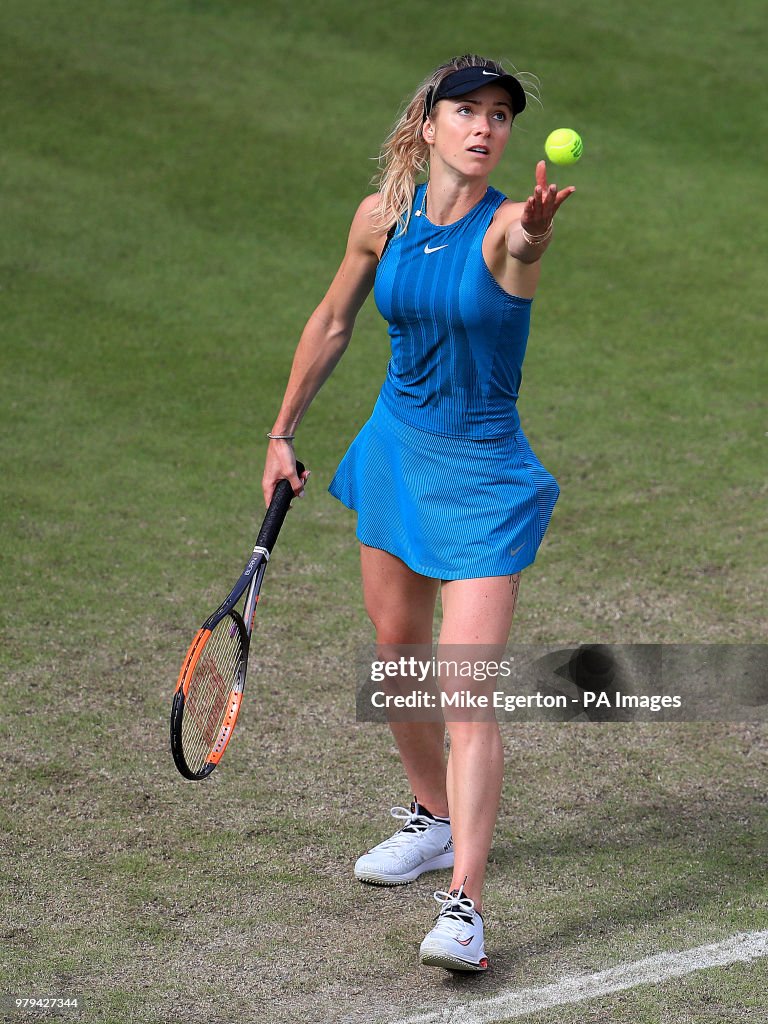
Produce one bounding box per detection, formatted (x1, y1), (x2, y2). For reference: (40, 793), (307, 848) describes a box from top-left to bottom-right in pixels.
(370, 54), (538, 236)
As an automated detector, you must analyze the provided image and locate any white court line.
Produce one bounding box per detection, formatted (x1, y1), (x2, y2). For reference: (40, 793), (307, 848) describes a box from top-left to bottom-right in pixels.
(393, 930), (768, 1024)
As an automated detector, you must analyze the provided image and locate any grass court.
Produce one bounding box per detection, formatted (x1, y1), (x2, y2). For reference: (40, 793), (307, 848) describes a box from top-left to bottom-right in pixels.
(1, 1), (766, 1021)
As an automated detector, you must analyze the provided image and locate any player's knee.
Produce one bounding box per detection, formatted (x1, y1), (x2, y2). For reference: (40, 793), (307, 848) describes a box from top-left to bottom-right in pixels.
(368, 611), (425, 644)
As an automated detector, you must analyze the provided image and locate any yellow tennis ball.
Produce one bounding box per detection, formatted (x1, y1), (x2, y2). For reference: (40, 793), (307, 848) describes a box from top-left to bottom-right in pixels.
(545, 128), (583, 166)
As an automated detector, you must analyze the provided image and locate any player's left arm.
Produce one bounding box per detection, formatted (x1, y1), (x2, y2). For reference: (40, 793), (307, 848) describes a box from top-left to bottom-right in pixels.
(486, 161), (575, 299)
(507, 160), (575, 264)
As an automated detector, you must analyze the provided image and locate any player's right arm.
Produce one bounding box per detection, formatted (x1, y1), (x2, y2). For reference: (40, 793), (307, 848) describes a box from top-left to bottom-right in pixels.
(262, 194), (385, 504)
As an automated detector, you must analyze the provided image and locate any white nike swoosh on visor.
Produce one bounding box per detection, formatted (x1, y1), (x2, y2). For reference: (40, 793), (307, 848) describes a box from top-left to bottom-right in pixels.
(424, 243), (449, 254)
(482, 71), (499, 76)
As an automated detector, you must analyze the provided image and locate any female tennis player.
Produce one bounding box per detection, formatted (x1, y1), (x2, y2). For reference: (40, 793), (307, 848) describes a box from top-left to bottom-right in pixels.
(263, 54), (575, 972)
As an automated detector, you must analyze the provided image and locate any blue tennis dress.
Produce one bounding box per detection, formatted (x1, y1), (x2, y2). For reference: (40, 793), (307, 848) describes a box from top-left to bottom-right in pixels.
(328, 183), (559, 579)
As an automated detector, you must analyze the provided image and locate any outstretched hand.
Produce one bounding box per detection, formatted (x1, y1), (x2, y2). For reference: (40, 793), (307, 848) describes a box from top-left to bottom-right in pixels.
(521, 160), (575, 235)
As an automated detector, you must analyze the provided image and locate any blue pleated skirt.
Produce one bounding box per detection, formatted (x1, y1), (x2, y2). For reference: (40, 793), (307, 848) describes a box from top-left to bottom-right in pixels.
(328, 396), (559, 580)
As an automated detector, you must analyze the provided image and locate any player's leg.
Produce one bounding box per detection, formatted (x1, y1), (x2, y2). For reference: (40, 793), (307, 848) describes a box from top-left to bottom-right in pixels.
(419, 572), (519, 969)
(354, 544), (454, 886)
(437, 572), (521, 910)
(359, 543), (446, 814)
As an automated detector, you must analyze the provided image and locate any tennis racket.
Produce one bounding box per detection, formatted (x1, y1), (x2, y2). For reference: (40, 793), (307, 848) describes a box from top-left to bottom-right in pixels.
(170, 462), (305, 780)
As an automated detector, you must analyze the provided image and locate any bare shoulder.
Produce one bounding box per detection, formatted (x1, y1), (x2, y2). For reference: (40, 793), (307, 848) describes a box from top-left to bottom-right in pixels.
(347, 193), (389, 259)
(316, 194), (388, 322)
(356, 192), (382, 218)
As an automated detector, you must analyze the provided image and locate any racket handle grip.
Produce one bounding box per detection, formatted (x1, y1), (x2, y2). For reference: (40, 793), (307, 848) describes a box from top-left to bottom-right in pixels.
(257, 460), (305, 554)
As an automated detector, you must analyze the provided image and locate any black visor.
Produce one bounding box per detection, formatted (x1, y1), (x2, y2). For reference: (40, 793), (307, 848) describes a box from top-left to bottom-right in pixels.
(425, 66), (527, 120)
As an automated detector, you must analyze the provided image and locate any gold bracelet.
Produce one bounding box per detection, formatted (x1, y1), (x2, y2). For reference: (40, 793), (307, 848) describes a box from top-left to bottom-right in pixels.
(266, 432), (296, 441)
(521, 223), (553, 246)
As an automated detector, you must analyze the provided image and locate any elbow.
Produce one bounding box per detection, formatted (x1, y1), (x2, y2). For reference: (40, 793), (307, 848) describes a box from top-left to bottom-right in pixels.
(313, 307), (354, 353)
(513, 249), (545, 265)
(328, 317), (354, 352)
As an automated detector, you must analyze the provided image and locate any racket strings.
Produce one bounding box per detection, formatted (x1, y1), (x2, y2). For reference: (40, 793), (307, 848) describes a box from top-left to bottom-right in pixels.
(182, 617), (244, 772)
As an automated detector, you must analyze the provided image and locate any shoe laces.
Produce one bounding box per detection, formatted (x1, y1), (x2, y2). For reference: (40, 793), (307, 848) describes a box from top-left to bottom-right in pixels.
(432, 882), (476, 926)
(373, 805), (435, 851)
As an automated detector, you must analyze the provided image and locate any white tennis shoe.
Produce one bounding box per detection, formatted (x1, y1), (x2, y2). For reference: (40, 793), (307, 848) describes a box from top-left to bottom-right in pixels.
(354, 801), (454, 886)
(419, 883), (488, 971)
